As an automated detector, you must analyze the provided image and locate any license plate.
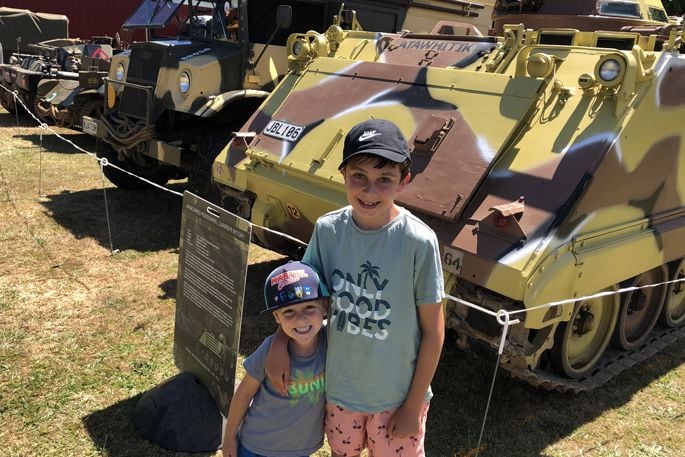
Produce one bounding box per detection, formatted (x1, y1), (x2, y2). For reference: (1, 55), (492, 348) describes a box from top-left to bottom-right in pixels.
(263, 119), (303, 142)
(82, 116), (98, 136)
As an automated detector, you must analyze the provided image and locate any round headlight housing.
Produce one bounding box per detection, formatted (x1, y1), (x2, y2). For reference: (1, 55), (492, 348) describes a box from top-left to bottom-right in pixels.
(179, 71), (191, 94)
(292, 40), (305, 58)
(599, 59), (621, 81)
(115, 63), (125, 81)
(526, 53), (554, 79)
(595, 55), (625, 88)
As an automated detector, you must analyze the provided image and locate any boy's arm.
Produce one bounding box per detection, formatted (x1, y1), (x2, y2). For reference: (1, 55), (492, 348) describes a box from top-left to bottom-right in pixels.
(264, 326), (291, 396)
(222, 373), (261, 457)
(388, 301), (445, 438)
(264, 224), (321, 395)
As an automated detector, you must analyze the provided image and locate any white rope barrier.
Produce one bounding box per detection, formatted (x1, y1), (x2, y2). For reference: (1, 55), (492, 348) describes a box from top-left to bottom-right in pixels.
(446, 275), (685, 355)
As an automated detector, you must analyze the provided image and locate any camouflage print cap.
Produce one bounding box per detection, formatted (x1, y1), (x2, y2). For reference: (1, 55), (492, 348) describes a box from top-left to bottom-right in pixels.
(339, 118), (411, 169)
(263, 261), (329, 313)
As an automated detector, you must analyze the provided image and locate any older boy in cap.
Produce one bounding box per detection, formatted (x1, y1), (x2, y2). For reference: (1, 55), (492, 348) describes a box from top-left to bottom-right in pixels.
(268, 119), (445, 457)
(223, 261), (329, 457)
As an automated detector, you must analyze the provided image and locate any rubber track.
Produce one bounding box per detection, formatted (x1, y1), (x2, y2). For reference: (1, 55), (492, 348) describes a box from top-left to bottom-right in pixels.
(510, 325), (685, 393)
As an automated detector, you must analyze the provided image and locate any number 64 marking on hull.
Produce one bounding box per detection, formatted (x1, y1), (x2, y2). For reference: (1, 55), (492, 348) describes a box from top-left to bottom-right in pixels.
(442, 246), (463, 275)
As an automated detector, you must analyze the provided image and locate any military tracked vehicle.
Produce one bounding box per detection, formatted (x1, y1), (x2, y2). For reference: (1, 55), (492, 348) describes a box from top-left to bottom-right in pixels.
(0, 8), (69, 63)
(83, 0), (494, 200)
(0, 37), (115, 120)
(0, 8), (70, 113)
(213, 0), (684, 392)
(32, 41), (114, 129)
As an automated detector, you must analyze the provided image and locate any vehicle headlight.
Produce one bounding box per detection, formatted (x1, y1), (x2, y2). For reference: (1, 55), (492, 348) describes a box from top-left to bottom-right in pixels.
(292, 39), (308, 58)
(179, 71), (191, 94)
(599, 59), (621, 81)
(115, 63), (125, 81)
(595, 55), (625, 88)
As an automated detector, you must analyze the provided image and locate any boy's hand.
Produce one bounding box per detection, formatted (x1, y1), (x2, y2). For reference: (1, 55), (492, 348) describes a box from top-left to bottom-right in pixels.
(388, 403), (421, 438)
(222, 436), (238, 457)
(264, 326), (291, 396)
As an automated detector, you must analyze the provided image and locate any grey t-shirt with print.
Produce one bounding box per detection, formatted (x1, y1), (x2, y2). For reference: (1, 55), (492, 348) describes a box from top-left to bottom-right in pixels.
(239, 332), (326, 457)
(302, 206), (444, 413)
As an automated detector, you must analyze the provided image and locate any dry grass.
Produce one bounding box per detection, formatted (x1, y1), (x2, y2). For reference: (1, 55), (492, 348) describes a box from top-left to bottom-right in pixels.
(0, 107), (683, 457)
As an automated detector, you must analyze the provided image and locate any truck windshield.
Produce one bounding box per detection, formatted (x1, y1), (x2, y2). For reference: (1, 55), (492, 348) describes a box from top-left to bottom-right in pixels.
(124, 0), (183, 28)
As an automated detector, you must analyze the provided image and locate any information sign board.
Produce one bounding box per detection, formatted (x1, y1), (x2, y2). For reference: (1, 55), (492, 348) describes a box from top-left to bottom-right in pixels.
(174, 191), (251, 414)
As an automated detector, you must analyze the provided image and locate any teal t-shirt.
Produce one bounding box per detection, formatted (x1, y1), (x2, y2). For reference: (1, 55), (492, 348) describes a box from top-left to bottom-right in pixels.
(302, 206), (444, 412)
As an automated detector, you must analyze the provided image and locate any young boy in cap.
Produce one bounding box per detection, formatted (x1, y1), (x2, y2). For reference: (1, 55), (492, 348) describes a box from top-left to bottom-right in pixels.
(222, 261), (329, 457)
(268, 118), (445, 457)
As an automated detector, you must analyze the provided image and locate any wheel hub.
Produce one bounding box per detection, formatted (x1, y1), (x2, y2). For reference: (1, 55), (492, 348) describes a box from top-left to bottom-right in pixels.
(673, 271), (684, 296)
(574, 307), (595, 336)
(627, 290), (647, 313)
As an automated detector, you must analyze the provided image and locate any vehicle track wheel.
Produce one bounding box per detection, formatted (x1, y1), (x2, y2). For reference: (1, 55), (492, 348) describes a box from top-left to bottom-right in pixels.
(660, 258), (685, 328)
(96, 141), (172, 190)
(76, 97), (103, 129)
(551, 289), (619, 379)
(612, 265), (668, 350)
(0, 88), (17, 113)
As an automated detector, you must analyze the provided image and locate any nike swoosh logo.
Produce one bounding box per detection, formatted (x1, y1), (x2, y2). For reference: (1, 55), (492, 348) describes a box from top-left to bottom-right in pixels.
(359, 131), (381, 141)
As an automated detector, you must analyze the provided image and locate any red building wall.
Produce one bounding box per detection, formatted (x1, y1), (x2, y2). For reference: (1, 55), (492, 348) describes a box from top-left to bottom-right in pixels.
(0, 0), (142, 39)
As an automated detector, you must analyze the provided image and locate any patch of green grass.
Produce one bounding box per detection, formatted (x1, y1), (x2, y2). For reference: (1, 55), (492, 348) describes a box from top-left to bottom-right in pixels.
(0, 288), (17, 311)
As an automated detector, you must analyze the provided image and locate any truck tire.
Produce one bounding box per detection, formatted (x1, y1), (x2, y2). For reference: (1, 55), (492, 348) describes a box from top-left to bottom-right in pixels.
(96, 141), (173, 190)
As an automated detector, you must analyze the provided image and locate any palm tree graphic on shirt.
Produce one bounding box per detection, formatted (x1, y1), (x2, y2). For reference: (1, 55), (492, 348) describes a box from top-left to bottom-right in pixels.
(359, 261), (380, 289)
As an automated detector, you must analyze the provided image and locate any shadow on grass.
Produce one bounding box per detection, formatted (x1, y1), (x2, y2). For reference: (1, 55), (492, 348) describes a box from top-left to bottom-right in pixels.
(159, 278), (178, 300)
(0, 107), (97, 152)
(0, 109), (38, 128)
(19, 129), (98, 155)
(426, 334), (685, 457)
(82, 392), (216, 457)
(41, 185), (184, 252)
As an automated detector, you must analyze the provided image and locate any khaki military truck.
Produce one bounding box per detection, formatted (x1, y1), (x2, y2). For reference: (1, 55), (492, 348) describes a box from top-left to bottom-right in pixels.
(83, 0), (494, 200)
(213, 0), (684, 392)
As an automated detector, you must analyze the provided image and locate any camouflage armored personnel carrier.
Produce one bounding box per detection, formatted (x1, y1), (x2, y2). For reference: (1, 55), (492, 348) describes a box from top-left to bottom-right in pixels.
(212, 0), (685, 392)
(83, 0), (494, 200)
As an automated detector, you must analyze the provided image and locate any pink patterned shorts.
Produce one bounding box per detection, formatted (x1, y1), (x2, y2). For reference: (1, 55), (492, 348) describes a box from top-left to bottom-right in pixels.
(325, 402), (429, 457)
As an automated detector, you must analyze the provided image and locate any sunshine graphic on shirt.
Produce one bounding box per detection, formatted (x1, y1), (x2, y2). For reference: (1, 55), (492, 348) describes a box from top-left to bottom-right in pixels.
(288, 368), (325, 406)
